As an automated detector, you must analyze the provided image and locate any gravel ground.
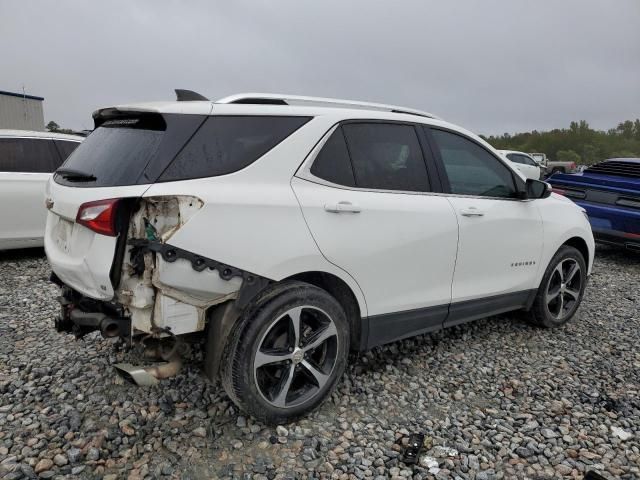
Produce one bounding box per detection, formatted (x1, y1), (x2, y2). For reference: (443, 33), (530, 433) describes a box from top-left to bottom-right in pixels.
(0, 247), (639, 480)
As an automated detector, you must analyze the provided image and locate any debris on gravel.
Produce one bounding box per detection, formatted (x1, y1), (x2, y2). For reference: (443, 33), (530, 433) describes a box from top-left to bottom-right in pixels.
(1, 246), (639, 479)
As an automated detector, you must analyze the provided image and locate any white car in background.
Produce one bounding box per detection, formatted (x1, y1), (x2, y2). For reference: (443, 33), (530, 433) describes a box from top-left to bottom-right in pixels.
(498, 149), (542, 180)
(0, 130), (83, 250)
(44, 92), (593, 423)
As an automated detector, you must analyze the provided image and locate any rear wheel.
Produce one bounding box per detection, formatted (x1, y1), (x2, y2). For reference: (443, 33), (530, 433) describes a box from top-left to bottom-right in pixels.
(220, 281), (349, 424)
(528, 245), (587, 327)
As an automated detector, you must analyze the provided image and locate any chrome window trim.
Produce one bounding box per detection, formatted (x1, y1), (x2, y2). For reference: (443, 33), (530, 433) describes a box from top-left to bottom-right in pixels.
(295, 123), (529, 202)
(0, 136), (82, 143)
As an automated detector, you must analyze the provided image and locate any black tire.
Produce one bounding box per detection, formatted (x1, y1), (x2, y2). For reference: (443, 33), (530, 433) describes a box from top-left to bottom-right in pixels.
(220, 281), (350, 424)
(527, 245), (587, 328)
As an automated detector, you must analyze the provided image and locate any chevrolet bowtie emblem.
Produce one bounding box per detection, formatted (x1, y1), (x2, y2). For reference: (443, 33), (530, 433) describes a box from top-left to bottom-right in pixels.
(45, 198), (54, 210)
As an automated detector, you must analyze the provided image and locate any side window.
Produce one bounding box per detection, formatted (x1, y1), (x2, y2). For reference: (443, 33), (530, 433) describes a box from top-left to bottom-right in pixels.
(342, 123), (429, 192)
(430, 129), (517, 198)
(54, 140), (80, 165)
(508, 153), (536, 166)
(160, 116), (311, 181)
(310, 127), (355, 187)
(506, 153), (524, 164)
(0, 138), (59, 173)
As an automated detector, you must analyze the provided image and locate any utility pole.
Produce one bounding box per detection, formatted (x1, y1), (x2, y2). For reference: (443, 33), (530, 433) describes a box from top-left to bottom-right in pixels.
(22, 85), (27, 125)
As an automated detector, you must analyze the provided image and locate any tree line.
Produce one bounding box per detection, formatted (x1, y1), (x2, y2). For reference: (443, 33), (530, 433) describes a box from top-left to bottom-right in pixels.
(483, 119), (640, 165)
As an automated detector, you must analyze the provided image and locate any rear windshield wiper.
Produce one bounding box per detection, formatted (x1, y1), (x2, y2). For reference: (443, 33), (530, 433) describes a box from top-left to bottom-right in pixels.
(55, 167), (97, 182)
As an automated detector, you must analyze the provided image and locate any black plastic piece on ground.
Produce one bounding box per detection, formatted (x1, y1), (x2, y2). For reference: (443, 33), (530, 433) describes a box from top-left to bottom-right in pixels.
(49, 271), (64, 287)
(584, 471), (609, 480)
(402, 433), (425, 465)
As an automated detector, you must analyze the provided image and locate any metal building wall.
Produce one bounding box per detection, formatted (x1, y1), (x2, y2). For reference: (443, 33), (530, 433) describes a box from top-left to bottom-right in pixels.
(0, 93), (45, 131)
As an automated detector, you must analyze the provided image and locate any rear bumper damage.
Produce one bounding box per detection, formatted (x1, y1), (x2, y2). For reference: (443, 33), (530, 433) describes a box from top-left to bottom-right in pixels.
(52, 278), (131, 339)
(50, 195), (272, 385)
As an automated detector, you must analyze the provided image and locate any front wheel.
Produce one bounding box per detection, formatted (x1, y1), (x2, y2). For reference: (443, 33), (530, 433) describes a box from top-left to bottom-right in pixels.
(220, 281), (350, 424)
(527, 245), (587, 328)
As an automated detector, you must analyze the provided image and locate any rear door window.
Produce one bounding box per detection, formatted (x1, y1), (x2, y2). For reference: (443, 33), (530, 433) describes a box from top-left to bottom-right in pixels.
(430, 129), (517, 198)
(341, 123), (430, 192)
(309, 127), (356, 187)
(159, 116), (311, 182)
(0, 137), (60, 173)
(54, 140), (81, 162)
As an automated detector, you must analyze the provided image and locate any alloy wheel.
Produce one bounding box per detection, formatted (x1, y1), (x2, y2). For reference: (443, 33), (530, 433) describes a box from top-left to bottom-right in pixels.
(546, 258), (582, 321)
(253, 306), (339, 408)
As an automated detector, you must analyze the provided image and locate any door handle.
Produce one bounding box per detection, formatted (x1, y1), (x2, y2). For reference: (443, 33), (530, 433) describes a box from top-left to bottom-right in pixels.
(324, 201), (362, 213)
(460, 207), (484, 217)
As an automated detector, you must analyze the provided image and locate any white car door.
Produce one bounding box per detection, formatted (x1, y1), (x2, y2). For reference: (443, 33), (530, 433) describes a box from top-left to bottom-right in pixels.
(428, 129), (544, 326)
(0, 137), (60, 249)
(293, 122), (459, 346)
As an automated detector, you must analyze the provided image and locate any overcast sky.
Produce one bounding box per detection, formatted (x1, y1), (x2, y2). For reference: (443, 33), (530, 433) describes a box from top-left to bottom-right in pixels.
(1, 0), (638, 135)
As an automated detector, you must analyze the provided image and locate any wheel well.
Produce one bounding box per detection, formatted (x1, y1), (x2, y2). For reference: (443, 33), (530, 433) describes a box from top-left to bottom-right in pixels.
(285, 271), (363, 351)
(564, 236), (589, 266)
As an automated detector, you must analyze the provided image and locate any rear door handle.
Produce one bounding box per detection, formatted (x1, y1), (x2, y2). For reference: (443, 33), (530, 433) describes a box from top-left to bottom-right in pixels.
(324, 201), (361, 213)
(460, 207), (484, 217)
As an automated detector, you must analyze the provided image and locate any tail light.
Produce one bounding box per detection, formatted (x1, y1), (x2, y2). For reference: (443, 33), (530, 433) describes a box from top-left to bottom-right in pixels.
(76, 199), (121, 236)
(570, 162), (576, 170)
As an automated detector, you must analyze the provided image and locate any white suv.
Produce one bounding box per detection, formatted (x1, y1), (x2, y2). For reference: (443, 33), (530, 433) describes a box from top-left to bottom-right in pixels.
(44, 92), (594, 423)
(497, 149), (542, 180)
(0, 130), (82, 249)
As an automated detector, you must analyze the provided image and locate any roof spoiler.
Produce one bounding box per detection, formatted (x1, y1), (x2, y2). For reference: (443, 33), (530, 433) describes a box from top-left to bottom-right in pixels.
(175, 89), (209, 102)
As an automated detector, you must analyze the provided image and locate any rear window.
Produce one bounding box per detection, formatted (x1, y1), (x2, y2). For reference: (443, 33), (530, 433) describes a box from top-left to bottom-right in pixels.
(55, 114), (310, 187)
(55, 115), (168, 187)
(158, 116), (311, 182)
(0, 137), (61, 173)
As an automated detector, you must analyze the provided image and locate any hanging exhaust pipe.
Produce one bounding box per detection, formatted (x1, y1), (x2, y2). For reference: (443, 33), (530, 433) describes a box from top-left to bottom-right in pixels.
(100, 317), (123, 338)
(114, 342), (182, 386)
(67, 309), (130, 339)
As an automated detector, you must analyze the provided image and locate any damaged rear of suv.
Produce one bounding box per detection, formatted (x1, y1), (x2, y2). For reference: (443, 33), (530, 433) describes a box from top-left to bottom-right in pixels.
(45, 91), (594, 423)
(46, 92), (359, 423)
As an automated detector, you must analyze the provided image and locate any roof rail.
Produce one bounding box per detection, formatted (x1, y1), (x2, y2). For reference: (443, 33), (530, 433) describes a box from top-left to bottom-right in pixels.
(216, 93), (440, 119)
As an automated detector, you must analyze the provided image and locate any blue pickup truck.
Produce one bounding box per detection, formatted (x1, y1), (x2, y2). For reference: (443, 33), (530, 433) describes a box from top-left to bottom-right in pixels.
(547, 158), (640, 252)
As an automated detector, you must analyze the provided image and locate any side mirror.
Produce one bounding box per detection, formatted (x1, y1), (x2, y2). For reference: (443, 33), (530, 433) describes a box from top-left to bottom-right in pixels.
(526, 178), (552, 199)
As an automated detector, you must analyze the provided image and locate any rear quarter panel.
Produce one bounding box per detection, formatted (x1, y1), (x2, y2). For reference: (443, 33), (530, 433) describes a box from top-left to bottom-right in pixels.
(140, 116), (369, 316)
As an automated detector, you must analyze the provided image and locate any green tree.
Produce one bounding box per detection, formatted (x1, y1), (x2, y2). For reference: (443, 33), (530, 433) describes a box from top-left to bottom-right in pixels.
(556, 150), (581, 164)
(486, 119), (640, 163)
(46, 121), (60, 132)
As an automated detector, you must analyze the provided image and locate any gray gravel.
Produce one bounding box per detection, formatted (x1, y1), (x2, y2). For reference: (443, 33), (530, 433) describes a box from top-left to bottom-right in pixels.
(1, 247), (639, 479)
